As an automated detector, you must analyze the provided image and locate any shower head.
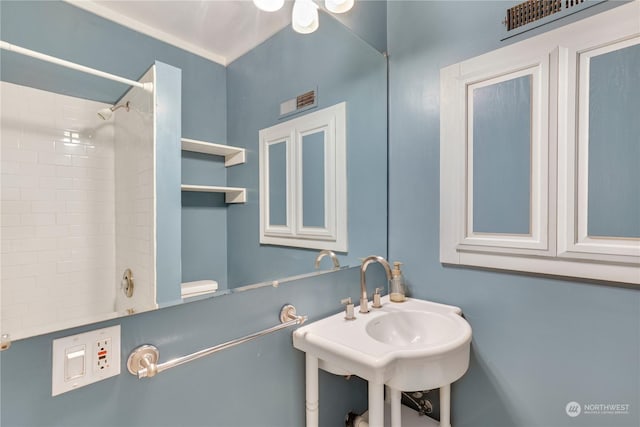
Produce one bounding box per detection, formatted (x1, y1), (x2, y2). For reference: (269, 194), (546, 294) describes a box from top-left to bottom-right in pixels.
(97, 101), (130, 120)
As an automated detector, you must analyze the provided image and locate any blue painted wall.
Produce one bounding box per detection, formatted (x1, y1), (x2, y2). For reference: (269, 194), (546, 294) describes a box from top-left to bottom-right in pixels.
(154, 61), (182, 305)
(225, 15), (387, 288)
(327, 0), (388, 54)
(387, 1), (639, 426)
(0, 266), (375, 427)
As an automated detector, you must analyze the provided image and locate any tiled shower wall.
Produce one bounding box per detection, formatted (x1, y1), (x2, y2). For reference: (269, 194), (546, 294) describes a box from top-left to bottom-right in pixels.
(1, 82), (117, 339)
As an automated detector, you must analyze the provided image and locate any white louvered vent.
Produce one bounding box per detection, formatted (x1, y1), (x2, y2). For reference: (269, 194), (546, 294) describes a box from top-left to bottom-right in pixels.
(280, 89), (317, 117)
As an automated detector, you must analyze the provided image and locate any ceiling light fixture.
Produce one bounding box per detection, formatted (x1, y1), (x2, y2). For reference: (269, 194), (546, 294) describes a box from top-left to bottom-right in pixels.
(292, 0), (319, 34)
(253, 0), (286, 13)
(253, 0), (354, 34)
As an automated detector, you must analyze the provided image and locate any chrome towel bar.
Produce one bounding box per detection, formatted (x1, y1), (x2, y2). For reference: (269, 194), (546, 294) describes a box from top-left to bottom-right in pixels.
(126, 304), (307, 379)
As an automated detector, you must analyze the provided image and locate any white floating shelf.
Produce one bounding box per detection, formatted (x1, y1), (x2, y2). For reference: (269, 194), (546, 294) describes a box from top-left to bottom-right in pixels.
(181, 184), (246, 204)
(181, 138), (246, 167)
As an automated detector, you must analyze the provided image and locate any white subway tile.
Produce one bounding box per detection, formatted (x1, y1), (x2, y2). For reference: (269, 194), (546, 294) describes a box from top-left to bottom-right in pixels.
(1, 188), (21, 201)
(2, 148), (38, 163)
(1, 264), (27, 280)
(2, 251), (37, 266)
(21, 188), (55, 201)
(20, 135), (56, 152)
(2, 200), (31, 214)
(31, 200), (66, 213)
(1, 162), (22, 175)
(55, 189), (85, 202)
(2, 174), (38, 189)
(38, 152), (72, 166)
(1, 214), (20, 227)
(55, 141), (86, 156)
(55, 165), (86, 178)
(35, 225), (69, 238)
(21, 212), (56, 226)
(1, 225), (35, 239)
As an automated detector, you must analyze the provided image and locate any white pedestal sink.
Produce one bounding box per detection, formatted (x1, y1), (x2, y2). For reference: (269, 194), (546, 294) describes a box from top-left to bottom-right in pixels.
(293, 296), (472, 427)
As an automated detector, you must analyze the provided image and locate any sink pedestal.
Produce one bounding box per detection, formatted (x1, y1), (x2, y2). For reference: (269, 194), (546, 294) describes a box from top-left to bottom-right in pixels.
(294, 297), (471, 427)
(304, 356), (453, 427)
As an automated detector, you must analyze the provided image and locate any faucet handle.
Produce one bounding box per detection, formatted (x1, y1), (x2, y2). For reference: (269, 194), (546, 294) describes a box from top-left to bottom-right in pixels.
(341, 297), (356, 321)
(372, 288), (383, 309)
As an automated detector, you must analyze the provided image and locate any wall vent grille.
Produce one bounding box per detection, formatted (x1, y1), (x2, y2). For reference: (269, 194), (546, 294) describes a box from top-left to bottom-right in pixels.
(505, 0), (585, 31)
(296, 90), (316, 109)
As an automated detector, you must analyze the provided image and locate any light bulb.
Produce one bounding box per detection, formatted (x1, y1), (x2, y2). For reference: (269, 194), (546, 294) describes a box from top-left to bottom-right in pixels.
(292, 0), (319, 34)
(253, 0), (285, 12)
(325, 0), (354, 14)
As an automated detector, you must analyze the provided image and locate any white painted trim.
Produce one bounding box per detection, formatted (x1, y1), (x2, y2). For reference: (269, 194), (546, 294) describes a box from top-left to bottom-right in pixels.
(259, 102), (347, 252)
(260, 131), (295, 237)
(181, 138), (246, 167)
(441, 0), (640, 284)
(563, 35), (640, 260)
(463, 62), (550, 252)
(296, 124), (336, 240)
(454, 251), (640, 285)
(181, 184), (246, 203)
(64, 0), (228, 66)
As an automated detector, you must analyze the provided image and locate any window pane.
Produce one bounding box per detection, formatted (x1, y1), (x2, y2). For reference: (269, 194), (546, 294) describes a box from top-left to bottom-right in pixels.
(268, 142), (287, 226)
(302, 131), (325, 228)
(472, 75), (531, 235)
(587, 43), (640, 238)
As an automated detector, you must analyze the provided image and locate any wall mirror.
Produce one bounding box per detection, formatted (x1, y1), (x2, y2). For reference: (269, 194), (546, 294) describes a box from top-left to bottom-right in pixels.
(0, 1), (387, 341)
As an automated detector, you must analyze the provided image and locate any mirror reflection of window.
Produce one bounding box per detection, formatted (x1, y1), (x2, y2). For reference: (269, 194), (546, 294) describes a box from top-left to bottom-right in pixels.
(301, 130), (326, 229)
(268, 141), (288, 226)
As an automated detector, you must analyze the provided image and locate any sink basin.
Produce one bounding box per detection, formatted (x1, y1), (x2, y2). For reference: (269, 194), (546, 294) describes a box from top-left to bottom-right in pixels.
(366, 311), (461, 347)
(293, 296), (472, 391)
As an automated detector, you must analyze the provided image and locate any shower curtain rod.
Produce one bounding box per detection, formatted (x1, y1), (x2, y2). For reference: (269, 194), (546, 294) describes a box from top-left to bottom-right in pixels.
(0, 40), (153, 93)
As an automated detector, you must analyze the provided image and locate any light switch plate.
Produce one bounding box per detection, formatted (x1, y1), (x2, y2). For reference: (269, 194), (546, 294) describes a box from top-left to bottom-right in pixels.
(52, 325), (121, 396)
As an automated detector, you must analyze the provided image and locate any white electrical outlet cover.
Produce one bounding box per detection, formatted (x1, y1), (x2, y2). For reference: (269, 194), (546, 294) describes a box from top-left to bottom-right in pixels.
(52, 325), (121, 396)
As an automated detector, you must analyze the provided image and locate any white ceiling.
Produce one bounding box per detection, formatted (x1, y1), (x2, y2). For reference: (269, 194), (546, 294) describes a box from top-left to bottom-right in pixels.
(67, 1), (295, 65)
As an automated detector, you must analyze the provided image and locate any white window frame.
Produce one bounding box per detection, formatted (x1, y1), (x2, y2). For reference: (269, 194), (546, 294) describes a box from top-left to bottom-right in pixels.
(441, 1), (640, 284)
(558, 35), (640, 263)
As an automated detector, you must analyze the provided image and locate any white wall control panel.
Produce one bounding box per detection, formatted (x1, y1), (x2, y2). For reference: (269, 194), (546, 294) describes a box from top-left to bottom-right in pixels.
(52, 325), (121, 396)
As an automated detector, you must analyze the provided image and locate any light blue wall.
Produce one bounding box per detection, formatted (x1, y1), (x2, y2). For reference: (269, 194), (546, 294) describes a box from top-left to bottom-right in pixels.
(225, 16), (387, 287)
(387, 2), (639, 426)
(154, 61), (182, 305)
(181, 153), (229, 288)
(0, 267), (374, 427)
(327, 0), (388, 54)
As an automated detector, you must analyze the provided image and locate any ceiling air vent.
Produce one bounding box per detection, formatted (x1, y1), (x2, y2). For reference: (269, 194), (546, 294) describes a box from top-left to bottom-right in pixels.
(280, 89), (317, 117)
(504, 0), (589, 32)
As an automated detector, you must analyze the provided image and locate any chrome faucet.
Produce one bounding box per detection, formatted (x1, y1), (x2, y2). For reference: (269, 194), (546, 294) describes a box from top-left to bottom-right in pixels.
(314, 250), (340, 270)
(359, 255), (392, 313)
